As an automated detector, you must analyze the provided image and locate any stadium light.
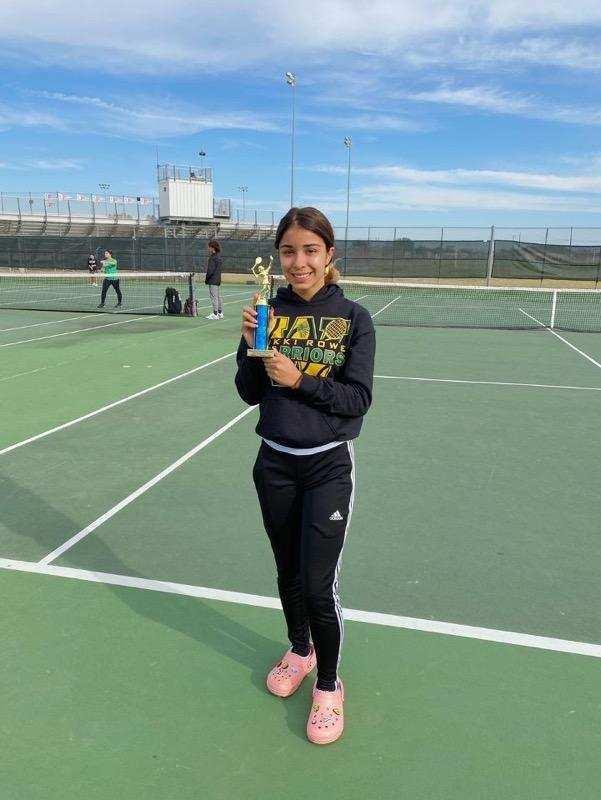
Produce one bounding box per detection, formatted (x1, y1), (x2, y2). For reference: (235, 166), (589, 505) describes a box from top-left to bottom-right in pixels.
(198, 150), (206, 170)
(344, 137), (352, 275)
(238, 185), (248, 220)
(285, 72), (297, 207)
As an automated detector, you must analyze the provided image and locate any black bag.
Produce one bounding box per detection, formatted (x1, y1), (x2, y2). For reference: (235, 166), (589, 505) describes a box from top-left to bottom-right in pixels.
(183, 296), (197, 317)
(163, 287), (182, 315)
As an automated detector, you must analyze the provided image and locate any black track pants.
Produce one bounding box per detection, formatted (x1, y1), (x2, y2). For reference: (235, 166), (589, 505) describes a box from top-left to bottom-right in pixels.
(253, 440), (355, 687)
(100, 278), (122, 304)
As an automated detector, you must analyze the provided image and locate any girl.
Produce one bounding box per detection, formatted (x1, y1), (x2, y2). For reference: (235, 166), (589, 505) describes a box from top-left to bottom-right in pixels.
(97, 249), (122, 308)
(235, 207), (375, 744)
(205, 239), (223, 319)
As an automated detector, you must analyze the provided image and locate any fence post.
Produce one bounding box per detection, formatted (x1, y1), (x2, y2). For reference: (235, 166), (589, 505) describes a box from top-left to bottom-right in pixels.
(391, 227), (397, 280)
(486, 225), (495, 286)
(540, 227), (549, 285)
(437, 228), (444, 282)
(164, 226), (168, 270)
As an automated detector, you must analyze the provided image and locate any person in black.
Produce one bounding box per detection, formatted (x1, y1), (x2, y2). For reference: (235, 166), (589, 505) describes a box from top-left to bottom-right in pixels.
(235, 207), (375, 745)
(205, 239), (223, 319)
(87, 253), (98, 285)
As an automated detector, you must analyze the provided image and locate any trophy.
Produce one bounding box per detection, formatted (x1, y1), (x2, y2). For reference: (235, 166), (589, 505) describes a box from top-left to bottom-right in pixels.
(247, 256), (275, 357)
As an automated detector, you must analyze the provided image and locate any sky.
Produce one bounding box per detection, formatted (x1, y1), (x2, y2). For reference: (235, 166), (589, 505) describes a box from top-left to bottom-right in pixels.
(1, 1), (601, 227)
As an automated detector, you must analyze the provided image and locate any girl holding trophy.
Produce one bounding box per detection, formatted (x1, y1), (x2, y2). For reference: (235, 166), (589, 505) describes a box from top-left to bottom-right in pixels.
(235, 207), (375, 745)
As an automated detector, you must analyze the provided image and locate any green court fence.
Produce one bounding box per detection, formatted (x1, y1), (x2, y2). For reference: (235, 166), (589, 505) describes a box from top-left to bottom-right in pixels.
(1, 226), (601, 283)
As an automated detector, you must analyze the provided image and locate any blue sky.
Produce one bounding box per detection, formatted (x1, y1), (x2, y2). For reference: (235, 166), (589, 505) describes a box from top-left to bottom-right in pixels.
(2, 1), (601, 227)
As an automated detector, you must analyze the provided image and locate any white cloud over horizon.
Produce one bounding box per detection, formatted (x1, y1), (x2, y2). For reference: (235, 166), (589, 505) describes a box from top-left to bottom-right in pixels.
(402, 85), (601, 126)
(27, 91), (285, 140)
(312, 163), (601, 193)
(1, 1), (601, 76)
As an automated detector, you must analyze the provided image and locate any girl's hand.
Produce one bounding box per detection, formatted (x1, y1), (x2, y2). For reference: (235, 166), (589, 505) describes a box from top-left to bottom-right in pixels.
(241, 294), (274, 348)
(262, 351), (303, 389)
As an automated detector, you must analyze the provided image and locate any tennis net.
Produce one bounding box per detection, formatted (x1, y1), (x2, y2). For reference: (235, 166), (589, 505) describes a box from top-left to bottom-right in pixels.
(272, 277), (601, 332)
(0, 271), (195, 315)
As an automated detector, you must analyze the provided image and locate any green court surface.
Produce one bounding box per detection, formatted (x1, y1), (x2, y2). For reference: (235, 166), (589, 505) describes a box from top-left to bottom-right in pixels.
(1, 292), (600, 799)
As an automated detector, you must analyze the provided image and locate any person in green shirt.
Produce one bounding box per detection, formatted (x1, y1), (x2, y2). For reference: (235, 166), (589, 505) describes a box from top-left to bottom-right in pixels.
(97, 249), (123, 308)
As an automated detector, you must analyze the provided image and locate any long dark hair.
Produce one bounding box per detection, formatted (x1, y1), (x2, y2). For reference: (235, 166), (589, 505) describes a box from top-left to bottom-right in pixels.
(275, 207), (340, 283)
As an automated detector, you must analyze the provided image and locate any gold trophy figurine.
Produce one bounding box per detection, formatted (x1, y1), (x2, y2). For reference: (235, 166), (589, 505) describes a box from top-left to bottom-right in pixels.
(247, 255), (275, 357)
(251, 255), (273, 301)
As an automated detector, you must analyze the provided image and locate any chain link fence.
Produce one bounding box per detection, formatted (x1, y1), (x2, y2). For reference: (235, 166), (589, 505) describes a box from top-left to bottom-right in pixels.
(2, 225), (601, 285)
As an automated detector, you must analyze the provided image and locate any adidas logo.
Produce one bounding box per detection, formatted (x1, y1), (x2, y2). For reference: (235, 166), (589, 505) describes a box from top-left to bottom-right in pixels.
(329, 510), (343, 521)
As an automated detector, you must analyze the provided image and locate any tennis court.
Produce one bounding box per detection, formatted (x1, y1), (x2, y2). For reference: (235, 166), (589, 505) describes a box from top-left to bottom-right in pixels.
(2, 278), (600, 799)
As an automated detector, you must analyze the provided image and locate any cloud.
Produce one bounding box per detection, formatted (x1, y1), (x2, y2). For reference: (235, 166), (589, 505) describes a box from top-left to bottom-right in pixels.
(403, 85), (601, 126)
(301, 112), (427, 133)
(0, 104), (65, 131)
(318, 183), (601, 214)
(308, 157), (601, 214)
(0, 157), (85, 171)
(313, 163), (601, 192)
(445, 36), (601, 71)
(1, 1), (601, 75)
(28, 158), (85, 170)
(29, 91), (284, 139)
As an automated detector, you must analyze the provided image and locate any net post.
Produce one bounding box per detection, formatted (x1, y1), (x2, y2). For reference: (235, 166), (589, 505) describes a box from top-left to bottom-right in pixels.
(550, 290), (557, 329)
(187, 272), (197, 316)
(486, 225), (495, 286)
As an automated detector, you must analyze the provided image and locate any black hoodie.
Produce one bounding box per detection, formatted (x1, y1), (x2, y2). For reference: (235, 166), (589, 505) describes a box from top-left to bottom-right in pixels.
(205, 253), (222, 286)
(235, 283), (375, 448)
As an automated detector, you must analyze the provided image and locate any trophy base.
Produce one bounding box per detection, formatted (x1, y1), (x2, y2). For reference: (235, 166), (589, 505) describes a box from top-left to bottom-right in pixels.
(247, 348), (275, 358)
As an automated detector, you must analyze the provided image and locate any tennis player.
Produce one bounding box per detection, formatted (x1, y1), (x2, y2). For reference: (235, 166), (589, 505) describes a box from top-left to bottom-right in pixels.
(87, 253), (99, 285)
(97, 249), (122, 308)
(235, 207), (375, 744)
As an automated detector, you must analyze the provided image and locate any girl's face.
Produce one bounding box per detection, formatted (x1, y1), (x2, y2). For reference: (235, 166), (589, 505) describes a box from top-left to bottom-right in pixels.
(104, 250), (111, 259)
(278, 225), (334, 300)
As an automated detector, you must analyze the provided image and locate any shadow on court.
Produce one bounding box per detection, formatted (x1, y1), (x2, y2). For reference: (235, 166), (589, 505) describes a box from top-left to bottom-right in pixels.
(0, 470), (311, 741)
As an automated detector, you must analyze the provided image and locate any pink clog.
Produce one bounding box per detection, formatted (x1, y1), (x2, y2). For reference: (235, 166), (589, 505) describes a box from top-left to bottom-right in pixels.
(306, 680), (345, 744)
(266, 647), (316, 698)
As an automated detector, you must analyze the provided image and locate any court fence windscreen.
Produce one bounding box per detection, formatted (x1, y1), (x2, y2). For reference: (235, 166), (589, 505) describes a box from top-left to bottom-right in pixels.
(2, 227), (601, 284)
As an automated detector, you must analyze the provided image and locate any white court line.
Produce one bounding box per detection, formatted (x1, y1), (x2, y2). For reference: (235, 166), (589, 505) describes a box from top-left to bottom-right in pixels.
(0, 357), (91, 385)
(0, 315), (150, 348)
(519, 308), (601, 370)
(1, 558), (599, 659)
(0, 302), (247, 386)
(371, 296), (401, 319)
(0, 292), (252, 349)
(0, 351), (236, 456)
(374, 374), (601, 392)
(0, 313), (98, 333)
(38, 405), (257, 564)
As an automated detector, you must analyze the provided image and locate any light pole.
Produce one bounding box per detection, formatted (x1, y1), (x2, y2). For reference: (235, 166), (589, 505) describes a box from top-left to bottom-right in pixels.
(238, 185), (248, 220)
(285, 71), (296, 208)
(99, 183), (110, 217)
(198, 150), (206, 171)
(344, 137), (352, 275)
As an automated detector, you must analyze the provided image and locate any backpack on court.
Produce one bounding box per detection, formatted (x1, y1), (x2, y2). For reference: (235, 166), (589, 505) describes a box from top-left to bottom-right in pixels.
(183, 296), (198, 317)
(163, 287), (182, 315)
